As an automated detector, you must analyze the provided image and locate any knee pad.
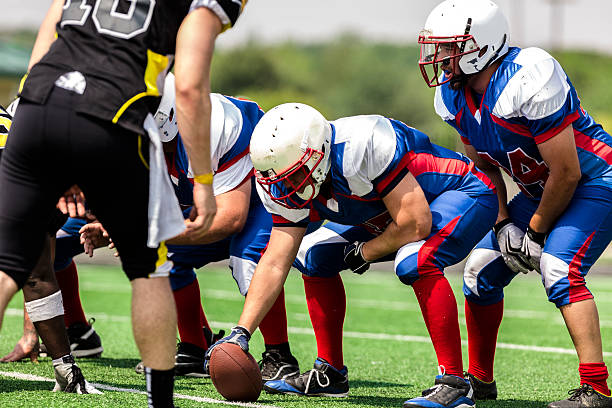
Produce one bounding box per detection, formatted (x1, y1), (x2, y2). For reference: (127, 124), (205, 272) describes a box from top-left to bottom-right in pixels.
(25, 290), (64, 322)
(463, 248), (508, 305)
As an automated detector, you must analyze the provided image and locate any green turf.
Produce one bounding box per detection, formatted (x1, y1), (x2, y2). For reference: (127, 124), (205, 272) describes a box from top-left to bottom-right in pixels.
(0, 263), (611, 407)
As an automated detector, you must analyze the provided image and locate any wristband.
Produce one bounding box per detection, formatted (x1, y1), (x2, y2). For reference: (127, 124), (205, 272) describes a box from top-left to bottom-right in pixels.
(492, 218), (512, 235)
(194, 172), (213, 185)
(526, 226), (547, 246)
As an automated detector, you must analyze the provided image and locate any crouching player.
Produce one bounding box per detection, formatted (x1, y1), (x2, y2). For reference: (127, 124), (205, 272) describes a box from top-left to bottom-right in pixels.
(83, 81), (300, 380)
(208, 103), (498, 408)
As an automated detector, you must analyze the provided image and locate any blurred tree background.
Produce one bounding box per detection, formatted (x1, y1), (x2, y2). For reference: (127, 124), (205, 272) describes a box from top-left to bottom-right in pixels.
(2, 33), (612, 150)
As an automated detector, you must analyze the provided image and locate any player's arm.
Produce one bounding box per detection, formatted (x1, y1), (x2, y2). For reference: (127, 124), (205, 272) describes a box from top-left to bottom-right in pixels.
(174, 8), (223, 234)
(28, 0), (64, 70)
(530, 124), (581, 233)
(237, 226), (306, 334)
(360, 173), (432, 262)
(167, 178), (250, 245)
(464, 144), (509, 223)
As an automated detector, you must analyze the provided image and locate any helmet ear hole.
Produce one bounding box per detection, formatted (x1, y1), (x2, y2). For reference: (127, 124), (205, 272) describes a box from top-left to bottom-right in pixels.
(478, 45), (488, 58)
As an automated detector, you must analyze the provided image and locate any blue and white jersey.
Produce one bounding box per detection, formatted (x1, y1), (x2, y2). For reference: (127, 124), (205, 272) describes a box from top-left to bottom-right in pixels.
(435, 46), (612, 198)
(166, 93), (265, 205)
(259, 115), (495, 231)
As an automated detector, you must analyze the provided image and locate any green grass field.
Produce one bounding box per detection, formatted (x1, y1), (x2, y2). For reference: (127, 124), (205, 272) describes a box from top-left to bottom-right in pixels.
(0, 264), (611, 407)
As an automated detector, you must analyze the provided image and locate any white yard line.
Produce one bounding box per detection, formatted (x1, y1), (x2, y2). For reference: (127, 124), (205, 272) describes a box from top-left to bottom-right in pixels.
(0, 370), (281, 408)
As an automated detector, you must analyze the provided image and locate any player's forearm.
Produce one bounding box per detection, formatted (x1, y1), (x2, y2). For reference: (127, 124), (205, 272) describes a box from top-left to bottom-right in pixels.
(362, 215), (432, 261)
(238, 261), (290, 334)
(28, 0), (64, 70)
(530, 169), (580, 233)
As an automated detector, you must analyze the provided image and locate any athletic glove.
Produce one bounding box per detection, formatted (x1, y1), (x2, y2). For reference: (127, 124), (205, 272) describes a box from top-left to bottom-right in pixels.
(344, 241), (370, 274)
(204, 325), (251, 371)
(494, 219), (533, 274)
(520, 226), (546, 273)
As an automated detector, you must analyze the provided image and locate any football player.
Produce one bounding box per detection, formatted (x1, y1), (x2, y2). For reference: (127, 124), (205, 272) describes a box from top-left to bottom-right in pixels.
(0, 0), (247, 405)
(418, 1), (612, 407)
(208, 103), (499, 407)
(81, 77), (300, 381)
(0, 104), (100, 392)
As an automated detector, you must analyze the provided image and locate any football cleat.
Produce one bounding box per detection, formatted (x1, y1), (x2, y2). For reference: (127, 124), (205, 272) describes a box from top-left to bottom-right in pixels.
(403, 374), (475, 408)
(264, 357), (348, 397)
(259, 350), (300, 381)
(547, 384), (612, 408)
(174, 342), (207, 378)
(67, 319), (103, 358)
(53, 355), (102, 394)
(465, 372), (497, 400)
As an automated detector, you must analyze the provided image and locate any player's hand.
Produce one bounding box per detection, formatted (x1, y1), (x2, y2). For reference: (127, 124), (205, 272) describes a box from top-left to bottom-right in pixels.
(494, 219), (533, 274)
(1, 314), (39, 363)
(185, 182), (216, 238)
(57, 185), (86, 218)
(204, 326), (250, 370)
(343, 241), (370, 274)
(79, 222), (113, 257)
(519, 226), (546, 273)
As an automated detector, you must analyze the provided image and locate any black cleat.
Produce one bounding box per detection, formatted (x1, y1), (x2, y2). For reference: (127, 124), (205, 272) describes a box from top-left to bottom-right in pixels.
(465, 372), (497, 400)
(403, 374), (475, 408)
(548, 384), (612, 408)
(67, 319), (103, 358)
(175, 342), (207, 378)
(264, 358), (349, 397)
(259, 350), (300, 381)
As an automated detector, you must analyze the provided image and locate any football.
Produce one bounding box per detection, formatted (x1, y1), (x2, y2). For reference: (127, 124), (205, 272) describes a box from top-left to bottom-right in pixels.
(209, 343), (262, 401)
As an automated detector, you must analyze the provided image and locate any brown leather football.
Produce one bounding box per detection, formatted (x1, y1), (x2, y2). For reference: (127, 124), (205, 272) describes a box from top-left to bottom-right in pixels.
(209, 343), (262, 401)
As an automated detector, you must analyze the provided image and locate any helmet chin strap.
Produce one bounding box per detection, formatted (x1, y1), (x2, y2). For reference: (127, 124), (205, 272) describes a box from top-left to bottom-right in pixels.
(449, 72), (472, 90)
(296, 184), (317, 201)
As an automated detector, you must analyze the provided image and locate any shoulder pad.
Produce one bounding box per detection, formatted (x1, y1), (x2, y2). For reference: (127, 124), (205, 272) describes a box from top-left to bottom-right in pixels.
(493, 47), (570, 120)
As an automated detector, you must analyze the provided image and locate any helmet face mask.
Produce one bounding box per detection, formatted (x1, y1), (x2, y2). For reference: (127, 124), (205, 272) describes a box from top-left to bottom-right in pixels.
(257, 148), (324, 209)
(418, 32), (479, 88)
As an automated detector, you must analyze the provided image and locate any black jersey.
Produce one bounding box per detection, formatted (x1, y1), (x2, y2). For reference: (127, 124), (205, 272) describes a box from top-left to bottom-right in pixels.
(20, 0), (246, 134)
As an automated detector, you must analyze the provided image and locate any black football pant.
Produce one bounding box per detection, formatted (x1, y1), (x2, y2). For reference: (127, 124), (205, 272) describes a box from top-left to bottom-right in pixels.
(0, 87), (160, 287)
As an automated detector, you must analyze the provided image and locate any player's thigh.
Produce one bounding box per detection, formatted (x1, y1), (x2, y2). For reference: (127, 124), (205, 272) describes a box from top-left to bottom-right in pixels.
(0, 102), (71, 286)
(394, 190), (497, 285)
(294, 222), (376, 277)
(542, 185), (612, 306)
(74, 127), (160, 280)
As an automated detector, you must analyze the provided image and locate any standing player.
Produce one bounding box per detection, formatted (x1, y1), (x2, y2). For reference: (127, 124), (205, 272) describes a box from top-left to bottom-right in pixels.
(208, 103), (499, 408)
(0, 1), (247, 406)
(418, 1), (612, 407)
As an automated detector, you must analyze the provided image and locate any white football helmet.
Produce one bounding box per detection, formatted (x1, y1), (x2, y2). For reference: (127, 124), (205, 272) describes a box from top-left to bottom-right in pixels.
(154, 72), (179, 142)
(418, 0), (509, 87)
(250, 103), (332, 208)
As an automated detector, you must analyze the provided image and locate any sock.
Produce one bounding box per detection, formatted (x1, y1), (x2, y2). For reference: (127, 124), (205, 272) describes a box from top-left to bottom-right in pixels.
(580, 362), (611, 396)
(145, 367), (174, 408)
(55, 261), (88, 327)
(412, 275), (463, 377)
(258, 288), (289, 347)
(465, 299), (504, 383)
(303, 274), (346, 370)
(172, 280), (207, 350)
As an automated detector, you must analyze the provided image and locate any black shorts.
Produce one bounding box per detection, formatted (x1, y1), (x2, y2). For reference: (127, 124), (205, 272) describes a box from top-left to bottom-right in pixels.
(0, 87), (164, 287)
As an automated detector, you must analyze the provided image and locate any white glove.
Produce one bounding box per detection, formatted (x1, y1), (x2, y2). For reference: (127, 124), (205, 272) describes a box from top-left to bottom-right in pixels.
(6, 97), (19, 117)
(520, 227), (546, 273)
(494, 219), (533, 274)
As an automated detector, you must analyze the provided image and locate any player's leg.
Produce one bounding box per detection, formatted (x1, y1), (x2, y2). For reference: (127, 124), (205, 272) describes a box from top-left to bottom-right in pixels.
(263, 222), (372, 397)
(399, 190), (497, 408)
(541, 185), (612, 408)
(229, 195), (298, 381)
(462, 191), (536, 399)
(73, 114), (176, 406)
(53, 218), (103, 358)
(0, 95), (97, 393)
